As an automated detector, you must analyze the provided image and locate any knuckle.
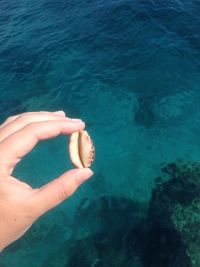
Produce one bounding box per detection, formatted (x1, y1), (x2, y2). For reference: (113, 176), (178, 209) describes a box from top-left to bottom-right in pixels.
(24, 122), (39, 137)
(16, 114), (30, 123)
(5, 115), (15, 123)
(57, 183), (74, 201)
(26, 122), (37, 131)
(38, 111), (47, 113)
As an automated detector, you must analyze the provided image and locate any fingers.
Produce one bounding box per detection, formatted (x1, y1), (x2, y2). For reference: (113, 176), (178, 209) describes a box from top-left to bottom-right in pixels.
(28, 168), (93, 218)
(0, 111), (74, 142)
(0, 111), (66, 128)
(0, 119), (85, 174)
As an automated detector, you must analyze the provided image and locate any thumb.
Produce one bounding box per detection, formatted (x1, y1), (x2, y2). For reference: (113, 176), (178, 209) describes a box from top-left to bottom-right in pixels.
(29, 168), (93, 218)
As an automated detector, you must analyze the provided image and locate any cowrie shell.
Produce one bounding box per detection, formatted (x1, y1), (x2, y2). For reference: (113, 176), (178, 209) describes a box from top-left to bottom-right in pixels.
(69, 130), (95, 168)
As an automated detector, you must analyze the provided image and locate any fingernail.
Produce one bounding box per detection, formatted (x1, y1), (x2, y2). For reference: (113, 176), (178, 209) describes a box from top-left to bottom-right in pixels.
(76, 168), (93, 184)
(53, 111), (66, 116)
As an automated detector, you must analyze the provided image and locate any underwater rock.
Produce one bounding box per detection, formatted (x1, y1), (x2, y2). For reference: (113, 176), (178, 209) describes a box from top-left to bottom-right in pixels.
(43, 196), (147, 267)
(66, 196), (146, 267)
(144, 161), (200, 267)
(42, 161), (200, 267)
(172, 201), (200, 267)
(72, 196), (146, 240)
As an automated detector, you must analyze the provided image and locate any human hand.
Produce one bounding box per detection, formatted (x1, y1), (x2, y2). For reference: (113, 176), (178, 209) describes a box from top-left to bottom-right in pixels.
(0, 111), (93, 251)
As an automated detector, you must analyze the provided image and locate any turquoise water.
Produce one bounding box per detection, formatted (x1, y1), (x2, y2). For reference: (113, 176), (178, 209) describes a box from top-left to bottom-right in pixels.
(1, 1), (200, 266)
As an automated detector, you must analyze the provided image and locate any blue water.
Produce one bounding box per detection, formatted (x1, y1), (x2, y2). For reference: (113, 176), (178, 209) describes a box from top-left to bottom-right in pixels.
(1, 0), (200, 266)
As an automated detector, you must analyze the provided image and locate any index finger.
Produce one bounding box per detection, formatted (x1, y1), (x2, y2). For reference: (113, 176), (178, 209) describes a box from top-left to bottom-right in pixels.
(0, 120), (85, 175)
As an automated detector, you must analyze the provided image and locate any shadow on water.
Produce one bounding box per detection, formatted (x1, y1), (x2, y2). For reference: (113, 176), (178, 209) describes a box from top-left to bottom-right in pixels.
(134, 95), (157, 128)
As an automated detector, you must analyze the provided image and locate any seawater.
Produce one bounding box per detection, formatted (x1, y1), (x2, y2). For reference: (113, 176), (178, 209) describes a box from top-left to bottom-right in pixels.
(1, 1), (200, 266)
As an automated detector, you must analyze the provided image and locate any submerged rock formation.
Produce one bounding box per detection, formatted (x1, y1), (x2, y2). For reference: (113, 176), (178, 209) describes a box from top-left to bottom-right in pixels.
(43, 161), (200, 267)
(43, 196), (147, 267)
(144, 161), (200, 267)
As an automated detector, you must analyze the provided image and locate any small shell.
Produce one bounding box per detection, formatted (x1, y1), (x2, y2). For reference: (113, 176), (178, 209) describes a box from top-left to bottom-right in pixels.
(69, 130), (95, 168)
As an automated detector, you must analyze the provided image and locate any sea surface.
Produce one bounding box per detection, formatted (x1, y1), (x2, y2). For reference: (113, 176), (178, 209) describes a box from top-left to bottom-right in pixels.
(1, 1), (200, 266)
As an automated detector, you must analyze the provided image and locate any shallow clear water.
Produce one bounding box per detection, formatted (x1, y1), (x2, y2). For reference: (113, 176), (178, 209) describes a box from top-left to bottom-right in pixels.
(1, 1), (200, 266)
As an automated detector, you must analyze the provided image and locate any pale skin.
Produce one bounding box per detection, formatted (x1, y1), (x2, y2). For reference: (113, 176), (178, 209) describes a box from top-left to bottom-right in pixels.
(0, 111), (93, 252)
